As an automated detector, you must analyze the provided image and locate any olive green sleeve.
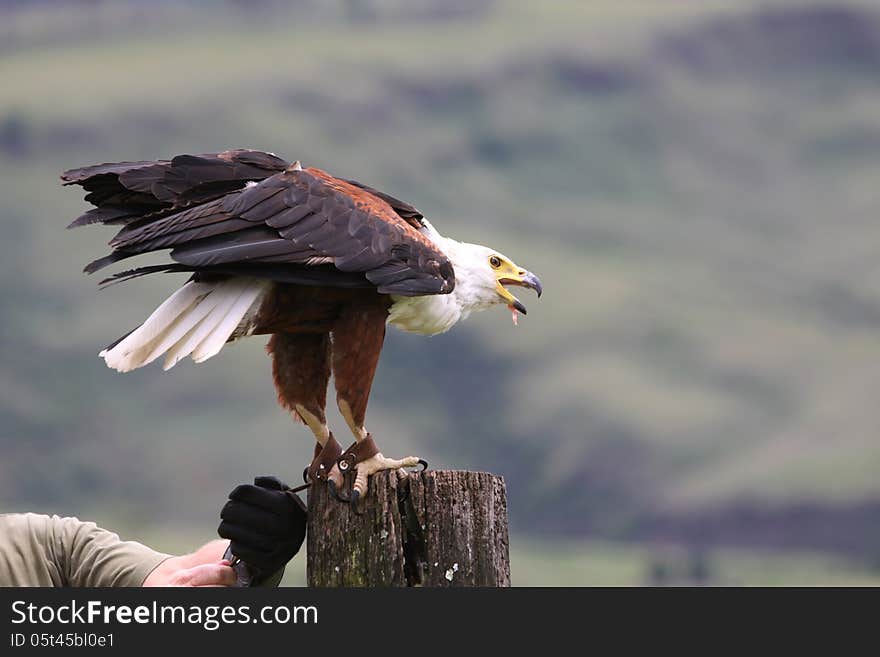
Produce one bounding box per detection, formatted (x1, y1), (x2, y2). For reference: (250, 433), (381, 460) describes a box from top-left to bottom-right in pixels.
(0, 513), (171, 587)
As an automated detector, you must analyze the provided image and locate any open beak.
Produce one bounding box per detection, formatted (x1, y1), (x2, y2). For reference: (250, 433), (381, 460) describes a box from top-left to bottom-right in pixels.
(496, 270), (543, 319)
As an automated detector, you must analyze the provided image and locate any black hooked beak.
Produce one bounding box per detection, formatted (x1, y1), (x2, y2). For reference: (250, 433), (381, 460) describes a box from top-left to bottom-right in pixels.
(511, 298), (528, 315)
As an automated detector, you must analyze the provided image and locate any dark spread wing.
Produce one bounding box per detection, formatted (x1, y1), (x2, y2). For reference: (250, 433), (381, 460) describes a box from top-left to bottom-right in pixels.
(61, 149), (289, 228)
(64, 155), (454, 296)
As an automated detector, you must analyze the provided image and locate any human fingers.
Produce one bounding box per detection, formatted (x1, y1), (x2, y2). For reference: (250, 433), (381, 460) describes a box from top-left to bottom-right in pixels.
(171, 562), (237, 587)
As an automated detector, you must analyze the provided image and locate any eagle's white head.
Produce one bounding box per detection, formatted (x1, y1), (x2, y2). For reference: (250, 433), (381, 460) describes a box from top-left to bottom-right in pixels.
(387, 220), (543, 335)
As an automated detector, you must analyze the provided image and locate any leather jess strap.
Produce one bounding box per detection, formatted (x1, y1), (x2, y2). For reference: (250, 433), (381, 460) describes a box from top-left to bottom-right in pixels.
(337, 435), (380, 472)
(307, 433), (343, 482)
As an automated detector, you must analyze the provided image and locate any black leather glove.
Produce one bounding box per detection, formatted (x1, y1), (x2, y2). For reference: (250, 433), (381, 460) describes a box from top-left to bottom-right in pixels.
(218, 476), (307, 583)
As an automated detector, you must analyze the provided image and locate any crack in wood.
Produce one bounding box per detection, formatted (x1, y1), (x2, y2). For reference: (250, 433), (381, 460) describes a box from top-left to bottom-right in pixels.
(397, 474), (428, 586)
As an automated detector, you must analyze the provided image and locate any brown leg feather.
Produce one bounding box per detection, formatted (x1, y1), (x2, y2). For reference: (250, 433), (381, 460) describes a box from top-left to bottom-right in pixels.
(268, 332), (331, 429)
(331, 302), (388, 434)
(331, 299), (421, 506)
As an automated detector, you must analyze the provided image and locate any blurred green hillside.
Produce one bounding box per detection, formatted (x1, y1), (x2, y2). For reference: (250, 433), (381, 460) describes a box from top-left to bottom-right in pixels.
(2, 0), (880, 584)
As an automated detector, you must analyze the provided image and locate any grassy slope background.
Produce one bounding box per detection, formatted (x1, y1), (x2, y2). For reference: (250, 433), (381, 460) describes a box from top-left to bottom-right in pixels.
(2, 0), (880, 584)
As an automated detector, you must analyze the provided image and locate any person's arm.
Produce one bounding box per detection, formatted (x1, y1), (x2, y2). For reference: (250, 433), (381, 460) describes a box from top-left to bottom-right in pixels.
(0, 513), (237, 587)
(0, 513), (171, 587)
(1, 476), (306, 588)
(57, 517), (239, 587)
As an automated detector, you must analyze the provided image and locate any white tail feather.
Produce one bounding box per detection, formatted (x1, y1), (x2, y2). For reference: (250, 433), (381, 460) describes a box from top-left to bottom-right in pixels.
(144, 294), (223, 365)
(191, 284), (261, 363)
(101, 278), (270, 373)
(162, 313), (218, 371)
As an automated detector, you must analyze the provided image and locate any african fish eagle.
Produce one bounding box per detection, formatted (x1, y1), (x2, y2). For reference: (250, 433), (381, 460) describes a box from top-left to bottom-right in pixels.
(62, 150), (542, 509)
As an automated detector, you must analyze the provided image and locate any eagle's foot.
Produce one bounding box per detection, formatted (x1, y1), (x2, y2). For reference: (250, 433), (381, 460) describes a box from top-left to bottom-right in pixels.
(348, 453), (427, 514)
(336, 435), (426, 513)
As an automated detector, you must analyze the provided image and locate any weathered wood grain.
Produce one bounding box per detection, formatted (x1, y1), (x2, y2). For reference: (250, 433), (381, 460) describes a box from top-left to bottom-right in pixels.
(307, 470), (510, 587)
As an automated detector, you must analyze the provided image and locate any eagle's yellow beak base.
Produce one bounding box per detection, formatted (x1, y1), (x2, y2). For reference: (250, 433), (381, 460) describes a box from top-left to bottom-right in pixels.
(496, 269), (543, 317)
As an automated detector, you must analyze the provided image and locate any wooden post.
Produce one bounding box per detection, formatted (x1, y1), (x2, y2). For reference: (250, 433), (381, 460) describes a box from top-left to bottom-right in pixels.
(307, 470), (510, 587)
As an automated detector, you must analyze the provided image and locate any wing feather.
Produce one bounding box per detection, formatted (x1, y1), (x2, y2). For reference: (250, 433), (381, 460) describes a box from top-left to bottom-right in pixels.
(64, 153), (454, 295)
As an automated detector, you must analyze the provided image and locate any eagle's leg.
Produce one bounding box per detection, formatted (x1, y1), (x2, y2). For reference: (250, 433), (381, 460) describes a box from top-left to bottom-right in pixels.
(331, 303), (424, 511)
(268, 332), (343, 489)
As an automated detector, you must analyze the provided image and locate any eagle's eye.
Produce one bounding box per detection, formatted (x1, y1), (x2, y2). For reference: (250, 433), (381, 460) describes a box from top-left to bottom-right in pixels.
(489, 255), (502, 269)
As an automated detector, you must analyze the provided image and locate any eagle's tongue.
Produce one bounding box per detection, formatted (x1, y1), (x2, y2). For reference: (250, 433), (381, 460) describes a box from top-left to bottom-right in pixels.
(508, 304), (519, 326)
